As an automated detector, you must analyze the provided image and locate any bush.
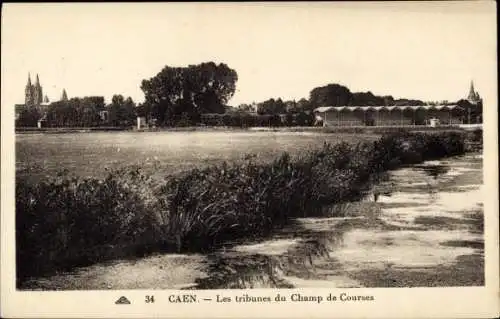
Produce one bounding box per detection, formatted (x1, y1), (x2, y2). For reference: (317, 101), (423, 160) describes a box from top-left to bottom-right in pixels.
(16, 131), (467, 280)
(16, 169), (160, 279)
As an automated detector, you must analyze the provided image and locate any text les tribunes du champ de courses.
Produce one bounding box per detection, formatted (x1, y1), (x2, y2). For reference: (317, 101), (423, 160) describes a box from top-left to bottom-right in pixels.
(159, 293), (375, 304)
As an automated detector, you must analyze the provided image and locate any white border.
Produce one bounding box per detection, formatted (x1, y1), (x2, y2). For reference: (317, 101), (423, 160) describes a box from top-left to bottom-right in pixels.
(2, 2), (498, 318)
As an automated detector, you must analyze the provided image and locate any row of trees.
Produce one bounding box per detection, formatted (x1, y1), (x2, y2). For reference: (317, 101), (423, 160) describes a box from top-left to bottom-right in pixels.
(308, 83), (427, 108)
(239, 83), (429, 117)
(16, 62), (239, 128)
(16, 95), (139, 128)
(46, 96), (106, 127)
(235, 83), (482, 124)
(199, 112), (314, 127)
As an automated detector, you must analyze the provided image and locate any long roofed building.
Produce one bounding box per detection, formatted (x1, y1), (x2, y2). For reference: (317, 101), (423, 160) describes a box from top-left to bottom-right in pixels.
(314, 81), (481, 127)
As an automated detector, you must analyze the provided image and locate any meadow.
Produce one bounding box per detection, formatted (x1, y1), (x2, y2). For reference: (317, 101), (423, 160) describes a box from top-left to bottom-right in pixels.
(15, 130), (471, 282)
(16, 131), (380, 181)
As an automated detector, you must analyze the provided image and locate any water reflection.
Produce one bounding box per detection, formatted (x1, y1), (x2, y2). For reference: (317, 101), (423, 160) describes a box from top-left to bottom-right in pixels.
(415, 164), (450, 179)
(192, 230), (349, 289)
(192, 254), (292, 289)
(192, 155), (483, 289)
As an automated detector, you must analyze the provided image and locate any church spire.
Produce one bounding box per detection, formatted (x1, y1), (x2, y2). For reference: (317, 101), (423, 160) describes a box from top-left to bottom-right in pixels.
(468, 80), (475, 97)
(25, 73), (34, 106)
(32, 73), (43, 105)
(467, 80), (481, 105)
(61, 88), (68, 101)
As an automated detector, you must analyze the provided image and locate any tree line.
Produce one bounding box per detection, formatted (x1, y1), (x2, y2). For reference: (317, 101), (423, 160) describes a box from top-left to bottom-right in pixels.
(242, 83), (428, 116)
(16, 95), (139, 127)
(15, 62), (483, 128)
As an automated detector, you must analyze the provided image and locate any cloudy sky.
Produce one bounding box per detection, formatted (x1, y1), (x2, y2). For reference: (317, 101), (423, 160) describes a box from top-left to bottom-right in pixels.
(1, 2), (496, 108)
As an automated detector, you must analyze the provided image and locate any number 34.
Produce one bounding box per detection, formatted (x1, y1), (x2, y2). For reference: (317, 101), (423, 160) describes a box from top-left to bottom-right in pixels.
(145, 295), (155, 303)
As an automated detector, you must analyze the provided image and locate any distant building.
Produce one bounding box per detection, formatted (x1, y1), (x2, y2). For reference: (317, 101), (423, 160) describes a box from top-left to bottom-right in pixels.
(313, 81), (483, 127)
(15, 73), (52, 120)
(99, 110), (109, 122)
(25, 73), (43, 106)
(137, 116), (148, 129)
(467, 80), (482, 105)
(15, 73), (67, 121)
(313, 105), (463, 127)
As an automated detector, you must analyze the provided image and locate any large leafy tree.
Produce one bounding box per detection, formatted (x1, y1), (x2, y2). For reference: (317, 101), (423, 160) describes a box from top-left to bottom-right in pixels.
(296, 98), (313, 111)
(457, 99), (482, 124)
(237, 103), (254, 112)
(309, 84), (353, 107)
(140, 62), (238, 125)
(46, 96), (104, 127)
(351, 91), (385, 106)
(308, 83), (427, 109)
(108, 95), (137, 126)
(393, 98), (425, 106)
(257, 98), (286, 115)
(16, 108), (41, 127)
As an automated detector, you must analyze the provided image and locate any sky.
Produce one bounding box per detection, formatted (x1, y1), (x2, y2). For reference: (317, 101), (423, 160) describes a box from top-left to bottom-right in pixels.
(1, 2), (497, 109)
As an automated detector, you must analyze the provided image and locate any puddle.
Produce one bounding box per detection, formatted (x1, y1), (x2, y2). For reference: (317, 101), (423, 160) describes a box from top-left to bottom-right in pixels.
(414, 164), (450, 179)
(329, 229), (479, 270)
(232, 239), (300, 256)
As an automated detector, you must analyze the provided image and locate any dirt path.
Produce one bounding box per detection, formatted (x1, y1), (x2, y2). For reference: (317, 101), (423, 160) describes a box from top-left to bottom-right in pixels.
(20, 154), (483, 290)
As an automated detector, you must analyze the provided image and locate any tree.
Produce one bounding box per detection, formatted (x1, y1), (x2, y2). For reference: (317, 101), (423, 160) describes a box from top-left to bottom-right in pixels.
(237, 103), (253, 112)
(284, 100), (298, 113)
(457, 99), (482, 124)
(108, 95), (137, 126)
(294, 111), (313, 126)
(16, 108), (41, 127)
(382, 95), (395, 106)
(393, 98), (424, 106)
(257, 98), (286, 115)
(46, 101), (73, 127)
(140, 62), (238, 126)
(351, 91), (385, 106)
(46, 96), (105, 127)
(73, 97), (104, 127)
(296, 98), (313, 111)
(309, 84), (353, 108)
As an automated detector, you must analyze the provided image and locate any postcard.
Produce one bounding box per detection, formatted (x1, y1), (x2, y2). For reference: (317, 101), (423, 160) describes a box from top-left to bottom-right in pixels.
(1, 2), (498, 318)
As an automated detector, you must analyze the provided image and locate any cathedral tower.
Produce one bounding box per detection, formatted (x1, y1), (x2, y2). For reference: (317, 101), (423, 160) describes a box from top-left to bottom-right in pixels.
(33, 74), (43, 105)
(25, 73), (34, 106)
(24, 73), (44, 106)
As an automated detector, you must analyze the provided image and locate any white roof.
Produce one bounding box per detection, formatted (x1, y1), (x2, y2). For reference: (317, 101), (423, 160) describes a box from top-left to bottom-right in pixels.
(314, 105), (459, 112)
(314, 106), (335, 113)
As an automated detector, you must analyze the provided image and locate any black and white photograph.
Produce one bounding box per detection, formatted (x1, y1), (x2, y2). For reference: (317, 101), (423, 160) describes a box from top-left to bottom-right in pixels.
(1, 2), (498, 318)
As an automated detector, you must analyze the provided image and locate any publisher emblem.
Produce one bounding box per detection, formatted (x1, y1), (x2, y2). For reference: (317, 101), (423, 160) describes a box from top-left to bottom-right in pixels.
(115, 296), (131, 305)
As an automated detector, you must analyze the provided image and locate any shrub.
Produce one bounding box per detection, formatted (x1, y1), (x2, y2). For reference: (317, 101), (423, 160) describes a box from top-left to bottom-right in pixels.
(16, 169), (160, 279)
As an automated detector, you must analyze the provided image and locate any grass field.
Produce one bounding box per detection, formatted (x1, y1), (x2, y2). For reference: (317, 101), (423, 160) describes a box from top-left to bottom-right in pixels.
(16, 131), (380, 181)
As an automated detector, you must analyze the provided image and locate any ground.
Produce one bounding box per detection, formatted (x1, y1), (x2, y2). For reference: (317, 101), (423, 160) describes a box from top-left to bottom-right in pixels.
(18, 148), (484, 290)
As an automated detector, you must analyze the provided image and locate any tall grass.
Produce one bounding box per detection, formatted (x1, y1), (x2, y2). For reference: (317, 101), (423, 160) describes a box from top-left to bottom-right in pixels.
(16, 131), (467, 281)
